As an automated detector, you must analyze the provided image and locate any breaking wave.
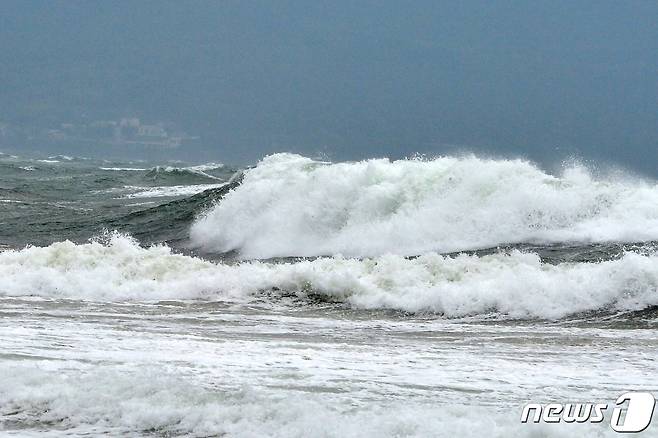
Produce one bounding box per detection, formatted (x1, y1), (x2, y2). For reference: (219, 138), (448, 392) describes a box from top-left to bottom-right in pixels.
(191, 153), (658, 259)
(2, 233), (658, 319)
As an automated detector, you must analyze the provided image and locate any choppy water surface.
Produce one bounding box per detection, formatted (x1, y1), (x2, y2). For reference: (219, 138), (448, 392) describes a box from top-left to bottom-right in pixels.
(1, 152), (658, 436)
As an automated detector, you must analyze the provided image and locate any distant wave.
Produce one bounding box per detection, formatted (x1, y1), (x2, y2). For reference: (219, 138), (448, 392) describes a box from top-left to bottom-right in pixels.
(120, 183), (227, 199)
(92, 184), (227, 199)
(99, 162), (225, 180)
(185, 162), (224, 172)
(144, 164), (225, 181)
(100, 167), (149, 171)
(48, 155), (75, 161)
(2, 233), (658, 319)
(191, 153), (658, 259)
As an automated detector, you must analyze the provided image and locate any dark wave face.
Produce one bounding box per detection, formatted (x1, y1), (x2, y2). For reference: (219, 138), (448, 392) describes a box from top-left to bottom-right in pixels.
(0, 155), (236, 248)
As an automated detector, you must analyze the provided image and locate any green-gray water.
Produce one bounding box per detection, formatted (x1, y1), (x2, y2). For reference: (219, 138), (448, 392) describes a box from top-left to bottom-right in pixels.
(2, 151), (658, 437)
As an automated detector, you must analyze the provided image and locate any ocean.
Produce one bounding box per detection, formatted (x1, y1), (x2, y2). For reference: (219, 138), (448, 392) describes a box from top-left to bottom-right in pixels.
(1, 151), (657, 437)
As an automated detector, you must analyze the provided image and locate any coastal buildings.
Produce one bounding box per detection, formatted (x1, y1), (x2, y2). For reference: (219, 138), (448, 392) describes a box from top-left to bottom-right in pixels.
(0, 117), (198, 150)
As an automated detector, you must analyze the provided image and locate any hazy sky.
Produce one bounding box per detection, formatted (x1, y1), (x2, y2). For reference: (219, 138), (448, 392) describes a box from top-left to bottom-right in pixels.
(1, 1), (657, 171)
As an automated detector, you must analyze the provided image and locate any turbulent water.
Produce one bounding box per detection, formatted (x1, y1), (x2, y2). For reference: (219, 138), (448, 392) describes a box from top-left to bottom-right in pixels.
(1, 151), (658, 437)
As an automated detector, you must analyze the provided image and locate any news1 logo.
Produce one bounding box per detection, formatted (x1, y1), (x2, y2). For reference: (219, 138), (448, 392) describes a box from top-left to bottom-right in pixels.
(521, 392), (656, 433)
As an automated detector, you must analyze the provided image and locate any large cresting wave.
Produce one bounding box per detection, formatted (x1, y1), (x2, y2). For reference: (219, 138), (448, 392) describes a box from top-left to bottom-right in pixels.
(2, 233), (658, 319)
(191, 153), (658, 259)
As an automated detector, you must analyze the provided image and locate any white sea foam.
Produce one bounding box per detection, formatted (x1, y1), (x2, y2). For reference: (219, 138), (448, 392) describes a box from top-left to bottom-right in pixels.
(191, 153), (658, 259)
(121, 183), (226, 199)
(99, 167), (148, 171)
(99, 163), (223, 175)
(1, 363), (600, 438)
(148, 163), (225, 181)
(186, 162), (224, 172)
(1, 234), (657, 319)
(48, 155), (74, 161)
(94, 184), (226, 198)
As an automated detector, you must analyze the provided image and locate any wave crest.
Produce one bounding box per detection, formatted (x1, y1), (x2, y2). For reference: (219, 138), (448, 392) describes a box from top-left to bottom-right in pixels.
(2, 234), (658, 319)
(144, 164), (225, 182)
(189, 153), (658, 259)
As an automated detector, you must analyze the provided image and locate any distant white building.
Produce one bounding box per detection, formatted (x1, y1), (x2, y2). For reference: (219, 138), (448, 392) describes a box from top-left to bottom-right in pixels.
(137, 124), (167, 138)
(119, 118), (140, 128)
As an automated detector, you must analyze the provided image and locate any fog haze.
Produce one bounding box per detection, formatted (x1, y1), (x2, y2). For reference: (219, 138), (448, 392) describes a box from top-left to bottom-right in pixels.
(1, 0), (656, 172)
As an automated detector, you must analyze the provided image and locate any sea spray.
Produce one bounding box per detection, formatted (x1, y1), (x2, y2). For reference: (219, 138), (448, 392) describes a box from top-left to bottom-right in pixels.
(2, 233), (658, 319)
(191, 154), (658, 258)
